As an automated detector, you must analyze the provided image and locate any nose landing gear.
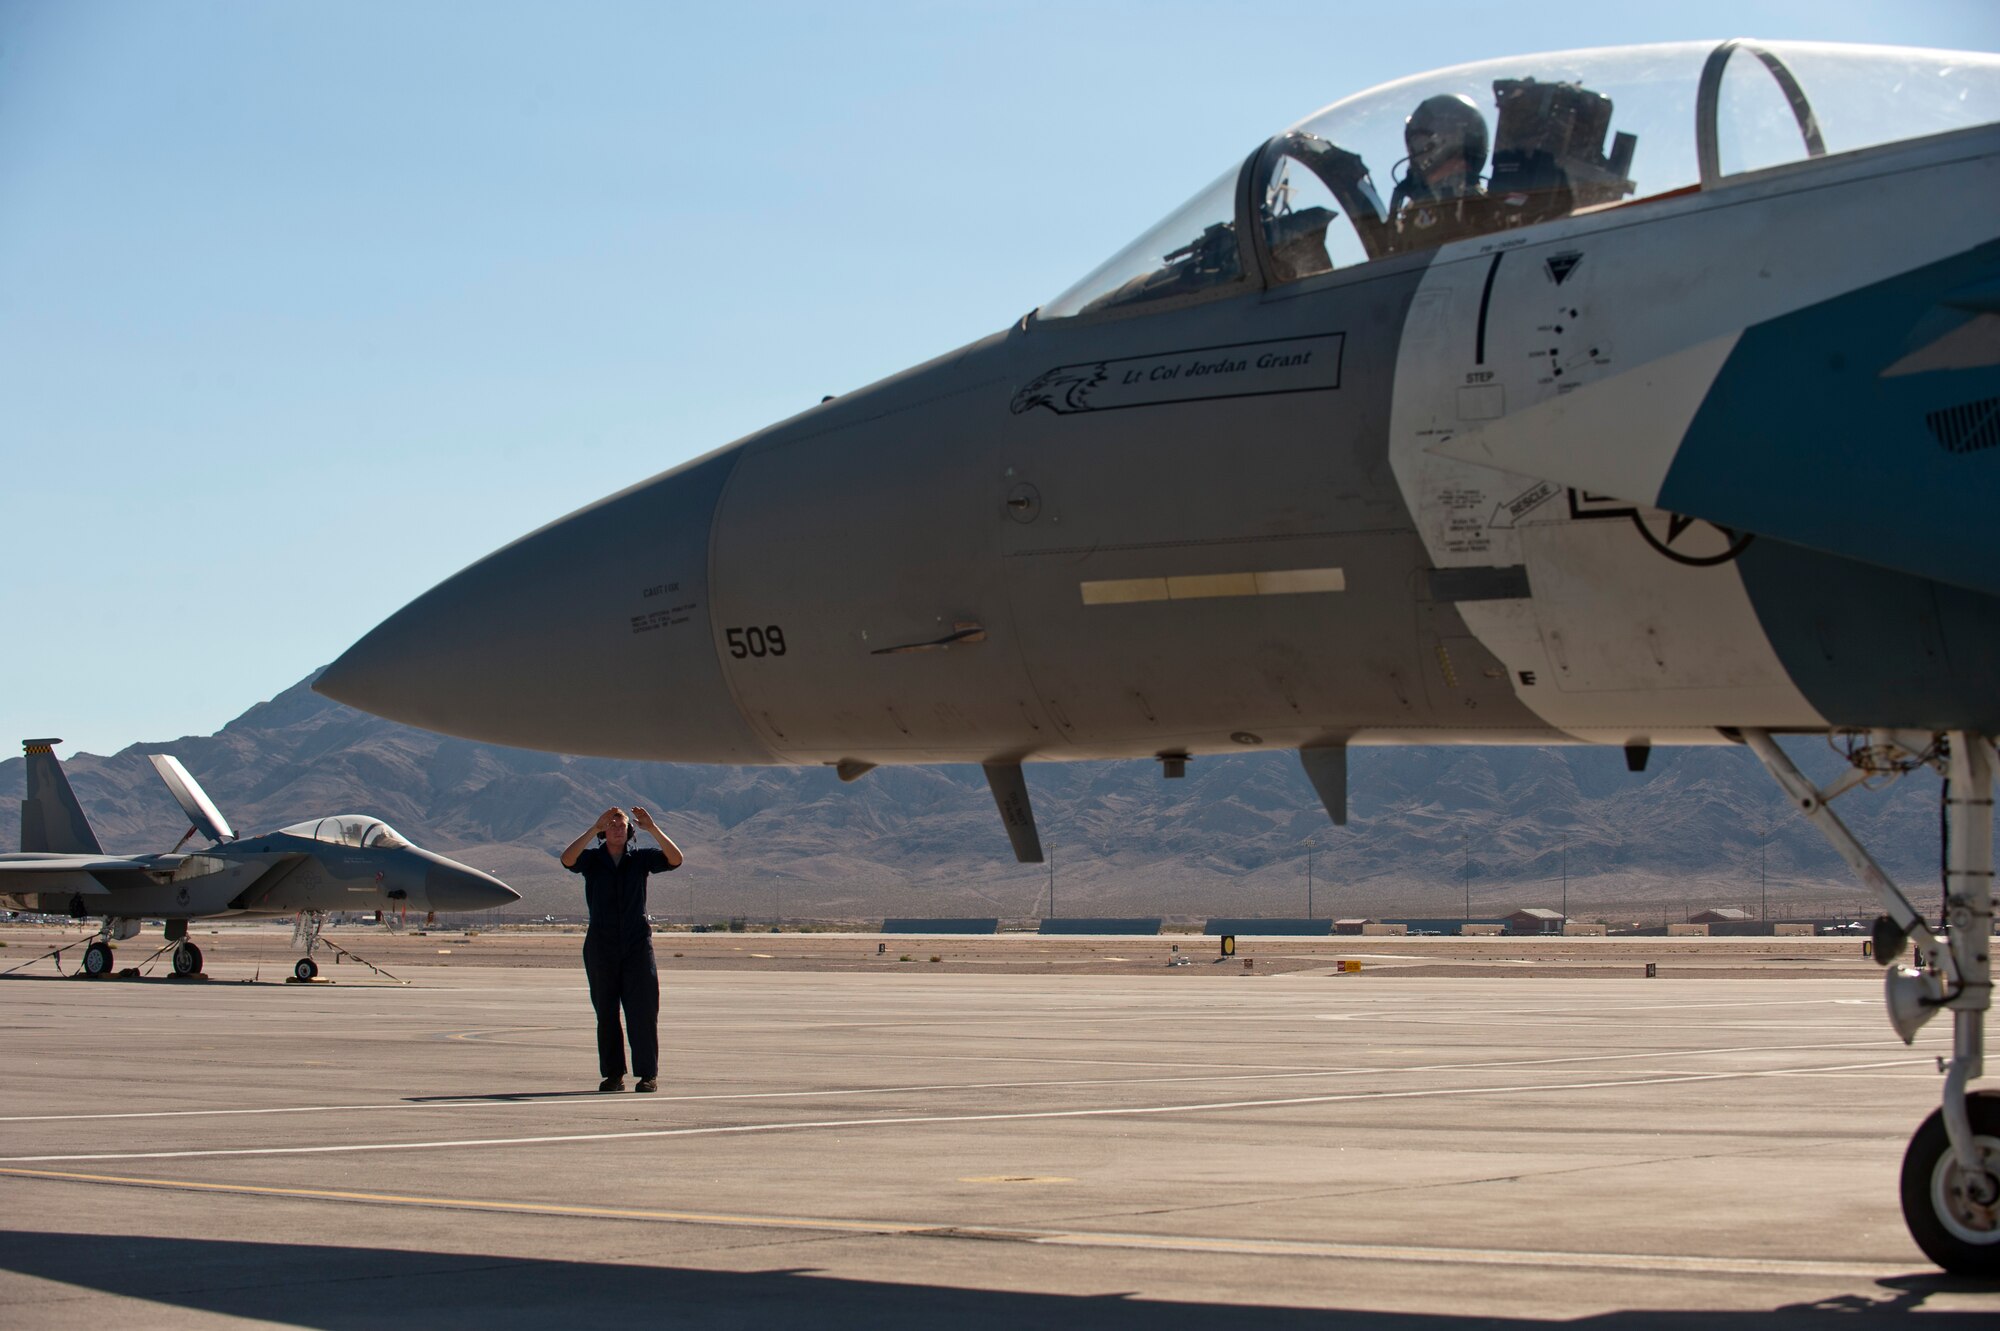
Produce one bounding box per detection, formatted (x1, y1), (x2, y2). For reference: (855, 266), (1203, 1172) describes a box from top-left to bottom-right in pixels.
(1745, 729), (1996, 1275)
(290, 911), (326, 983)
(1902, 1091), (2000, 1273)
(282, 912), (402, 983)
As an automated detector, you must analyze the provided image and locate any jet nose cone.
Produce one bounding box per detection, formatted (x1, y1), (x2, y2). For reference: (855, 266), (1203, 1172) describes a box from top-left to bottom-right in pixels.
(424, 860), (521, 913)
(318, 450), (767, 761)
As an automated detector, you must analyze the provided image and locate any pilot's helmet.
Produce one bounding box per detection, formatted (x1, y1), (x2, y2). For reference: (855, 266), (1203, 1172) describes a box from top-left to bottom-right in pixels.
(1405, 93), (1489, 184)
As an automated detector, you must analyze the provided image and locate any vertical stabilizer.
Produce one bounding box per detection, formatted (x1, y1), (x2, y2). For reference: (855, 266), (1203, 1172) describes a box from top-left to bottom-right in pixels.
(19, 739), (103, 854)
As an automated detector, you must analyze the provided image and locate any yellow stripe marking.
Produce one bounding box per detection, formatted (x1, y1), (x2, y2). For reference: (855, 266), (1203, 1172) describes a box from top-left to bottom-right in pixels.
(1165, 572), (1258, 599)
(1079, 576), (1169, 605)
(1081, 567), (1344, 606)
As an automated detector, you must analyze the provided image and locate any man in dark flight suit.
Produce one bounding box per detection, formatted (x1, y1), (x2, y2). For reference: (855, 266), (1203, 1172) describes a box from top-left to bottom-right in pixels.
(561, 806), (683, 1092)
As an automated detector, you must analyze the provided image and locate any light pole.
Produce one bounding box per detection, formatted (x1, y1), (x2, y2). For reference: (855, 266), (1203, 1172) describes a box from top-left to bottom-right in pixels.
(1306, 838), (1315, 920)
(1561, 836), (1568, 929)
(1462, 833), (1470, 923)
(1759, 832), (1768, 922)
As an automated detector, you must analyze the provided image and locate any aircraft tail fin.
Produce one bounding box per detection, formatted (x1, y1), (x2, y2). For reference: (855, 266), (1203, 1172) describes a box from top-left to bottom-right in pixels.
(19, 738), (104, 855)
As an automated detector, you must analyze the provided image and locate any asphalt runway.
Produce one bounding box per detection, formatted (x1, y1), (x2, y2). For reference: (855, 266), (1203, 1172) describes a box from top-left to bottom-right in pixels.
(1, 943), (1996, 1326)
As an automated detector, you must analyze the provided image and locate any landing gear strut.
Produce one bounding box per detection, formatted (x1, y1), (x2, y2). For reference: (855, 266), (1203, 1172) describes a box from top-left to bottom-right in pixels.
(79, 917), (140, 978)
(291, 911), (326, 982)
(165, 918), (202, 978)
(1744, 729), (1997, 1274)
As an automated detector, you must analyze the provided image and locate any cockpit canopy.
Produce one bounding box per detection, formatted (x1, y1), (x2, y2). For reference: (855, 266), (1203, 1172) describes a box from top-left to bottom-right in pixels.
(1041, 40), (2000, 321)
(279, 815), (410, 850)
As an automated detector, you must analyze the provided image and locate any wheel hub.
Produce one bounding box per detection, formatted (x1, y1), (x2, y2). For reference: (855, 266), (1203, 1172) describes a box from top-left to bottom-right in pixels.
(1935, 1134), (2000, 1244)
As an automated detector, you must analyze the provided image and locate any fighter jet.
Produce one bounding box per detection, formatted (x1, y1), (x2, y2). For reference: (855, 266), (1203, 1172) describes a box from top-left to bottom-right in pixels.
(1, 739), (518, 980)
(317, 40), (2000, 1270)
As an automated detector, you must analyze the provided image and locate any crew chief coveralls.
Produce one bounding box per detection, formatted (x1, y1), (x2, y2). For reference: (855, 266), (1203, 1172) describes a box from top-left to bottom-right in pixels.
(566, 844), (676, 1081)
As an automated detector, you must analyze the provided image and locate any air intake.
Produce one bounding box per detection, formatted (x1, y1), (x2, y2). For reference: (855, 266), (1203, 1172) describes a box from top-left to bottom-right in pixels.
(1926, 397), (2000, 454)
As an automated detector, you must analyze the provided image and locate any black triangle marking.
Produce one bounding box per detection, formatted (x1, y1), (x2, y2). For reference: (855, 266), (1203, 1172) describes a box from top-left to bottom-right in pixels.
(1546, 252), (1582, 285)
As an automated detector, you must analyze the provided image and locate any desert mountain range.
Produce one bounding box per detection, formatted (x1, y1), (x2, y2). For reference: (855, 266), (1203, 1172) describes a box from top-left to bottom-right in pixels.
(1, 673), (1952, 924)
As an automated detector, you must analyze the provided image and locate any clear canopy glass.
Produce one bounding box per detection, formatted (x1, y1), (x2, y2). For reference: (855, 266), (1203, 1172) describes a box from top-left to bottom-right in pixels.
(280, 815), (410, 850)
(1039, 40), (2000, 320)
(1040, 167), (1245, 320)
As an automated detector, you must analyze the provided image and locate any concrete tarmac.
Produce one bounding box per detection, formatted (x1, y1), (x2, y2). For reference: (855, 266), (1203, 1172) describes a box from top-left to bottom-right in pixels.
(1, 935), (1996, 1326)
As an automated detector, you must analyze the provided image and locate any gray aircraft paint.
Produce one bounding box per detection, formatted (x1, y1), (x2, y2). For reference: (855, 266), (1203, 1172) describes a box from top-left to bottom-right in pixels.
(320, 448), (765, 762)
(317, 41), (2000, 772)
(0, 747), (517, 923)
(705, 254), (1546, 768)
(18, 739), (101, 855)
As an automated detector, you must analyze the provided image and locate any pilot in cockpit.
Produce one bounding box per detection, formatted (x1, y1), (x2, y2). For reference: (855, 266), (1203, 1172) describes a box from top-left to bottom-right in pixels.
(1389, 93), (1490, 248)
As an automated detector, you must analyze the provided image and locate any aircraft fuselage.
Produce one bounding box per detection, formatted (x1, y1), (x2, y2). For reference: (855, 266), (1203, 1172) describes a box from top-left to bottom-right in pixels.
(320, 124), (2000, 767)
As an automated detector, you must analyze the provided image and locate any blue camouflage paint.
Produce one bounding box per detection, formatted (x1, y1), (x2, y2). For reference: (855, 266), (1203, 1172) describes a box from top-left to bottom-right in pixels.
(1738, 537), (2000, 730)
(1660, 241), (2000, 598)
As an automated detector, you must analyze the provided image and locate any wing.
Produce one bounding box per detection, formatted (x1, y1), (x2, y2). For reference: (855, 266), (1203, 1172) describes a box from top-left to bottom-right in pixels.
(0, 853), (141, 900)
(0, 853), (158, 875)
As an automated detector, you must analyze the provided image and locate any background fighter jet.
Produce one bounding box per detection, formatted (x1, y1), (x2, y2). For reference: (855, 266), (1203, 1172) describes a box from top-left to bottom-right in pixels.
(317, 41), (2000, 1271)
(0, 739), (518, 980)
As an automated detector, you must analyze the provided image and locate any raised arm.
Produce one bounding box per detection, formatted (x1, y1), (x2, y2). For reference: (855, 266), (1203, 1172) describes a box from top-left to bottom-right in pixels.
(561, 808), (616, 868)
(630, 806), (684, 869)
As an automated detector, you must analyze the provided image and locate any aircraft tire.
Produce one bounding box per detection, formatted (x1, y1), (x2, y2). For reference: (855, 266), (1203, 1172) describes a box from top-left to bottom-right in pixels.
(172, 943), (203, 977)
(294, 957), (318, 982)
(1901, 1090), (2000, 1275)
(82, 942), (113, 976)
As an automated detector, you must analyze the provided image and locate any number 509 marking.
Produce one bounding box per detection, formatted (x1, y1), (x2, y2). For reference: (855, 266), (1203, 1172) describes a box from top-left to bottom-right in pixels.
(726, 625), (787, 659)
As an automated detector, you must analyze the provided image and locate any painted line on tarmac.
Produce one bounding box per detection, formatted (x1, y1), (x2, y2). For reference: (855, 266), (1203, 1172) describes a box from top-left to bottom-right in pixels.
(1316, 997), (1892, 1023)
(1032, 1229), (1911, 1279)
(0, 1058), (1926, 1164)
(0, 1166), (923, 1234)
(665, 994), (1870, 1033)
(0, 1165), (1909, 1280)
(0, 1038), (1910, 1125)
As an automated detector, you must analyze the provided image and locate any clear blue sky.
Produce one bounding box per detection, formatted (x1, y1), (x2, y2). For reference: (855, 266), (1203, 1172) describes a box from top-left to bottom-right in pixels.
(4, 1), (1995, 759)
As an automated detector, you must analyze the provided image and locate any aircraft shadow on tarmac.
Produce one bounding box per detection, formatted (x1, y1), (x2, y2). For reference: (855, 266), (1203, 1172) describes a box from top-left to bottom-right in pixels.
(1, 1230), (1995, 1329)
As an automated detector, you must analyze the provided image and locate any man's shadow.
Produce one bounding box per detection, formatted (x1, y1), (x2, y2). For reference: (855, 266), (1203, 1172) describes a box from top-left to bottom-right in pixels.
(402, 1090), (622, 1102)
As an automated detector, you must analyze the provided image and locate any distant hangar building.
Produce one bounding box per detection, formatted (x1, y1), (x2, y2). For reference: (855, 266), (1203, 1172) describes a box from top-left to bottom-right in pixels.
(1506, 907), (1567, 935)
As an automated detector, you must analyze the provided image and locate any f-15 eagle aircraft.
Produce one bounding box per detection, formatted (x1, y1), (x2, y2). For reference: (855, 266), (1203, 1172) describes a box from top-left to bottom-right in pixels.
(317, 41), (2000, 1271)
(1, 740), (518, 979)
